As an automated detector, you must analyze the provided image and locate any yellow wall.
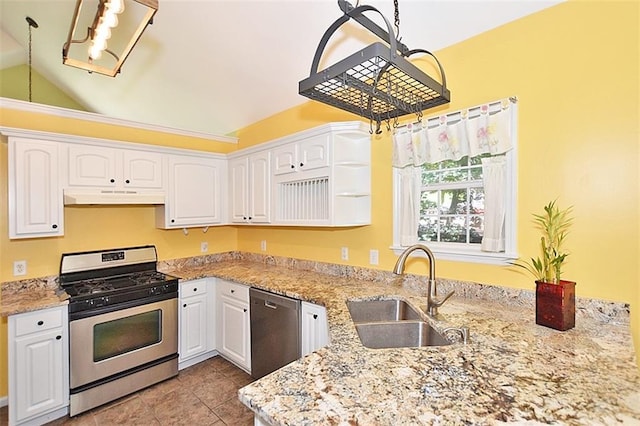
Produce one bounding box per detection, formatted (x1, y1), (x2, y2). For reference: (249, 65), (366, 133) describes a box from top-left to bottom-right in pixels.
(0, 64), (86, 111)
(236, 0), (640, 360)
(1, 0), (638, 400)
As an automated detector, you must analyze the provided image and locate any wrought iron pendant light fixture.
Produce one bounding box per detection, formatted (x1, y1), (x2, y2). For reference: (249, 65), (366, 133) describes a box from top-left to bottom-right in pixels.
(299, 0), (450, 132)
(62, 0), (158, 77)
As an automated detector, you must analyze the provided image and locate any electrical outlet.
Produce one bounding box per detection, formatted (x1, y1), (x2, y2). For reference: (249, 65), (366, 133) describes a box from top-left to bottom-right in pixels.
(369, 249), (379, 265)
(13, 260), (26, 276)
(341, 247), (349, 261)
(200, 242), (208, 253)
(260, 240), (267, 251)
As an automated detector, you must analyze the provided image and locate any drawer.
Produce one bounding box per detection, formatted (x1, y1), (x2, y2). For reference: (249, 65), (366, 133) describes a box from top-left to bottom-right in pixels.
(14, 306), (64, 337)
(180, 279), (208, 297)
(217, 279), (249, 302)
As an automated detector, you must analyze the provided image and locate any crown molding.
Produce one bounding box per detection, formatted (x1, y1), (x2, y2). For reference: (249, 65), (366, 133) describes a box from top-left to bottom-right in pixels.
(0, 97), (238, 144)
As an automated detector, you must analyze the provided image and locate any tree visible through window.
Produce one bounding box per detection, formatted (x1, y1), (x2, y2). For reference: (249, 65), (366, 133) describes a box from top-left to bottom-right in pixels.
(418, 154), (492, 245)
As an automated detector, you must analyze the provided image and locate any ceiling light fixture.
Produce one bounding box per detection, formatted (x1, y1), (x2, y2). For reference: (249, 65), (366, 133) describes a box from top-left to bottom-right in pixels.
(62, 0), (158, 77)
(299, 0), (450, 133)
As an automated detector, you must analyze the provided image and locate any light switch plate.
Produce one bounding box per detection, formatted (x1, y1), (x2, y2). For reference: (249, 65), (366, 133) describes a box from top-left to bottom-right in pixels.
(200, 242), (208, 253)
(369, 249), (379, 265)
(260, 240), (267, 251)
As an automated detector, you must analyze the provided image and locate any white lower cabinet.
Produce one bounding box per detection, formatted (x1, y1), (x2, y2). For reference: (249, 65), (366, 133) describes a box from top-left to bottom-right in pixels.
(8, 305), (69, 426)
(301, 301), (330, 356)
(178, 278), (216, 369)
(216, 279), (251, 372)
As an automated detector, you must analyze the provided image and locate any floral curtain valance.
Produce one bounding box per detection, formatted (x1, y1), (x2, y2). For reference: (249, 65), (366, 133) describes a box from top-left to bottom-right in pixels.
(392, 98), (515, 168)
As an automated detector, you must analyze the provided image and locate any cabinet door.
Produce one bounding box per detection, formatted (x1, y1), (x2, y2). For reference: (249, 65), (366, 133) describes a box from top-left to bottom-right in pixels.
(229, 157), (249, 223)
(219, 295), (250, 370)
(122, 150), (164, 189)
(67, 145), (118, 187)
(179, 294), (208, 361)
(298, 135), (329, 171)
(301, 302), (330, 357)
(165, 155), (224, 227)
(9, 139), (63, 238)
(248, 151), (271, 223)
(271, 143), (297, 175)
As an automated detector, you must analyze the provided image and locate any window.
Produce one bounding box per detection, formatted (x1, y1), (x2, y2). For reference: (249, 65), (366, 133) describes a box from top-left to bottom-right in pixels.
(392, 98), (518, 265)
(419, 155), (489, 245)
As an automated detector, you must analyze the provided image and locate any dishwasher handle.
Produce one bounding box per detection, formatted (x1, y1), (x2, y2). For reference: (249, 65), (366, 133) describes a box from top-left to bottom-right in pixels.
(264, 300), (278, 309)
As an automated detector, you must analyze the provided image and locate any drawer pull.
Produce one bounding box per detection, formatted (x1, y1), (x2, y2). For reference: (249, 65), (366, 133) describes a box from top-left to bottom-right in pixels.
(193, 288), (197, 292)
(230, 289), (235, 293)
(37, 320), (44, 326)
(56, 335), (62, 340)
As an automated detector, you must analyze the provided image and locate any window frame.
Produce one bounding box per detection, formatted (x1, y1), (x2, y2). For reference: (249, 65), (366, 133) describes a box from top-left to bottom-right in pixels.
(391, 103), (518, 265)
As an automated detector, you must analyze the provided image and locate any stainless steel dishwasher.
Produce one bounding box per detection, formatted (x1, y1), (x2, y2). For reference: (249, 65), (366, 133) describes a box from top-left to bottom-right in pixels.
(250, 288), (301, 379)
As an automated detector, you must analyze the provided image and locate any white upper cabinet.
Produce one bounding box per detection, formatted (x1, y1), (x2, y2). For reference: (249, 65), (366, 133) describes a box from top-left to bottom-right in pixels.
(66, 145), (163, 189)
(156, 154), (227, 228)
(271, 122), (371, 227)
(229, 150), (271, 224)
(8, 138), (64, 239)
(272, 134), (329, 176)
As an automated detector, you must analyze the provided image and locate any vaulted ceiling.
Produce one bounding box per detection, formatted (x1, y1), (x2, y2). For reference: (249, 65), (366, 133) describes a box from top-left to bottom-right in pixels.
(0, 1), (562, 137)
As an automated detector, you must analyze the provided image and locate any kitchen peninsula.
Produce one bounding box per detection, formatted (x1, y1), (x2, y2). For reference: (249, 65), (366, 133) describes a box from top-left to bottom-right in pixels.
(3, 252), (639, 425)
(160, 253), (640, 426)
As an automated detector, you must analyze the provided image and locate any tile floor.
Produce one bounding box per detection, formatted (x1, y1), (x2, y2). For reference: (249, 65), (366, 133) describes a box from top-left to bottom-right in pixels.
(0, 356), (256, 426)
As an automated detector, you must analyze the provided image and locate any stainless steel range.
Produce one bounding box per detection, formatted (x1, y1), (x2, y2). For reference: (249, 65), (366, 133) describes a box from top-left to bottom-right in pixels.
(59, 245), (178, 417)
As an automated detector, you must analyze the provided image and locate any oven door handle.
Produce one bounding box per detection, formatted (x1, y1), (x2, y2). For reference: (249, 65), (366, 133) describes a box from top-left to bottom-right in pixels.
(69, 292), (177, 321)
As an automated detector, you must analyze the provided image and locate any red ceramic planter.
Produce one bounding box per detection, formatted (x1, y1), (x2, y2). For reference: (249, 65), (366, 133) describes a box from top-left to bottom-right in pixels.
(535, 280), (576, 331)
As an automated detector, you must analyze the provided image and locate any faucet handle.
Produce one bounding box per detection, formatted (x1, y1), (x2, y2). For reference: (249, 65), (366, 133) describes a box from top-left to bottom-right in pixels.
(432, 290), (454, 307)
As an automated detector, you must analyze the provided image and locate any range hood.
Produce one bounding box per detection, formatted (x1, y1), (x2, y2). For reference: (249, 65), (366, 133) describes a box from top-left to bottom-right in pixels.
(63, 189), (165, 205)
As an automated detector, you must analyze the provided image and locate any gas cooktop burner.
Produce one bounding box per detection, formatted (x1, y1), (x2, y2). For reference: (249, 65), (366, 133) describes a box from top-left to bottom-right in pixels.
(59, 246), (179, 313)
(64, 272), (174, 297)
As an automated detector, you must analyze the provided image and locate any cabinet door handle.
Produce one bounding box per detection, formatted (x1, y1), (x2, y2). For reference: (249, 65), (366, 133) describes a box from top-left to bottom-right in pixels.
(193, 288), (197, 292)
(110, 178), (115, 183)
(300, 162), (304, 167)
(243, 308), (247, 313)
(171, 219), (175, 223)
(313, 314), (318, 320)
(230, 289), (235, 293)
(37, 320), (44, 326)
(183, 304), (187, 308)
(125, 179), (130, 184)
(52, 224), (58, 229)
(56, 335), (62, 340)
(290, 164), (295, 169)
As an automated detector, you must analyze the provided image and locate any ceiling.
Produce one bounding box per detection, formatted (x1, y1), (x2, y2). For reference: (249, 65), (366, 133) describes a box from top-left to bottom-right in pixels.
(0, 0), (563, 138)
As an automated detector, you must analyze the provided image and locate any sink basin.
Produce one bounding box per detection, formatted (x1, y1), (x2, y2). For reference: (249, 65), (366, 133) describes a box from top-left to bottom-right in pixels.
(347, 298), (452, 348)
(355, 321), (452, 348)
(347, 299), (422, 323)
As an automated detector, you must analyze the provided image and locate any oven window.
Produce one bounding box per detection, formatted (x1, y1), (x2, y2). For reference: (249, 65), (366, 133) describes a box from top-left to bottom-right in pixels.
(94, 310), (162, 362)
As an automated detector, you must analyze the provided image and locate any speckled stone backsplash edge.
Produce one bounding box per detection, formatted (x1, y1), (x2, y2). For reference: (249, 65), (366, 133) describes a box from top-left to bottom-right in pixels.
(2, 251), (629, 326)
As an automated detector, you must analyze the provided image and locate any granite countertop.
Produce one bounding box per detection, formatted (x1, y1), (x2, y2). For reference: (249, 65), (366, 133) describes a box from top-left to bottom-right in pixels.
(160, 257), (640, 426)
(3, 253), (639, 425)
(0, 276), (67, 317)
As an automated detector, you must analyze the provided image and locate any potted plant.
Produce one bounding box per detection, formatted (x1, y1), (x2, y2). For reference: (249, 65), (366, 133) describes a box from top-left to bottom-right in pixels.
(514, 200), (576, 331)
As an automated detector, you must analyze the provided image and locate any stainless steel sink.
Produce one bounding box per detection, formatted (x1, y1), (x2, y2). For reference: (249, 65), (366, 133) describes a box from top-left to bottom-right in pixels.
(355, 321), (452, 348)
(347, 299), (422, 323)
(347, 298), (452, 348)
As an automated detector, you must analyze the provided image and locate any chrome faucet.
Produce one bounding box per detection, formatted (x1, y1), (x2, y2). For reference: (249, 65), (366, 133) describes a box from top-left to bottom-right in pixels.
(393, 244), (454, 316)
